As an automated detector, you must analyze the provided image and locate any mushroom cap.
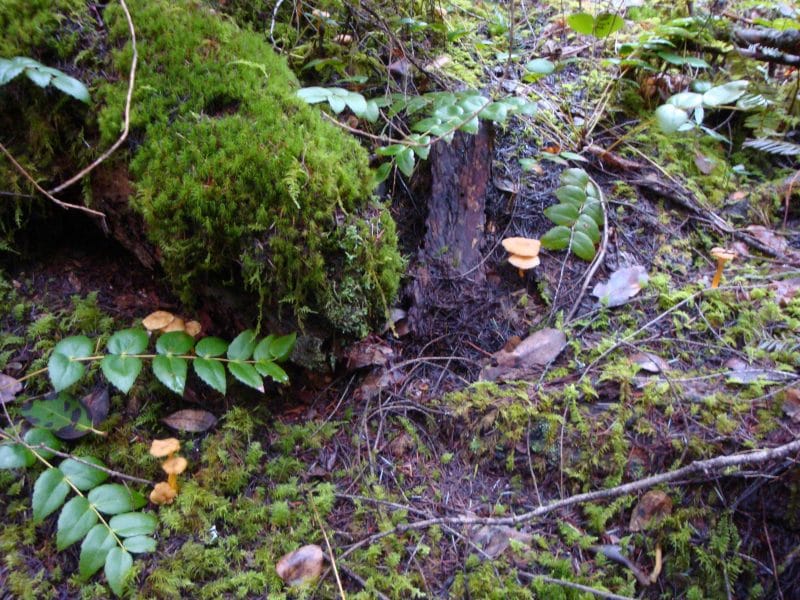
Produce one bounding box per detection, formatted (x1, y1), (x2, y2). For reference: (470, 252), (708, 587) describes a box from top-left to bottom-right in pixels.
(142, 310), (175, 331)
(161, 316), (186, 333)
(508, 254), (541, 270)
(502, 237), (541, 258)
(185, 320), (202, 337)
(150, 438), (181, 458)
(710, 247), (736, 261)
(162, 455), (188, 475)
(149, 481), (177, 505)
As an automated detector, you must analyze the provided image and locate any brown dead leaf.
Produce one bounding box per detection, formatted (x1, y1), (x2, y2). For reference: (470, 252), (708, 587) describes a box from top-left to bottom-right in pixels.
(471, 524), (532, 558)
(0, 373), (22, 404)
(142, 310), (175, 331)
(592, 266), (648, 307)
(276, 544), (324, 586)
(387, 432), (416, 458)
(501, 328), (567, 366)
(82, 386), (109, 425)
(346, 336), (393, 370)
(162, 409), (218, 433)
(630, 352), (669, 374)
(782, 388), (800, 423)
(694, 153), (716, 175)
(745, 225), (789, 255)
(771, 278), (800, 306)
(424, 55), (451, 70)
(630, 490), (673, 532)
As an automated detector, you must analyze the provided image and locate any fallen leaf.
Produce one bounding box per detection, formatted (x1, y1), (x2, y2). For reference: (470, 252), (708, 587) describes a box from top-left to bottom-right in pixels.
(82, 385), (109, 425)
(782, 388), (800, 423)
(630, 490), (673, 532)
(694, 152), (716, 174)
(387, 432), (415, 458)
(162, 409), (218, 433)
(771, 278), (800, 306)
(424, 55), (451, 70)
(630, 352), (669, 374)
(0, 373), (22, 404)
(592, 266), (649, 307)
(276, 544), (324, 586)
(346, 337), (394, 370)
(142, 310), (175, 331)
(470, 525), (532, 558)
(501, 328), (567, 366)
(724, 358), (794, 385)
(745, 225), (789, 255)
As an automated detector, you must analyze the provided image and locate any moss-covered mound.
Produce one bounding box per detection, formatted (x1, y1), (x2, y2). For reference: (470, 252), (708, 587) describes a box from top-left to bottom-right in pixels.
(2, 0), (403, 337)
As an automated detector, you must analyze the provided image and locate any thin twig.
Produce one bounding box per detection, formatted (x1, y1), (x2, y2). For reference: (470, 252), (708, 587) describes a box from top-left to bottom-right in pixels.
(310, 496), (346, 600)
(518, 571), (636, 600)
(48, 0), (137, 196)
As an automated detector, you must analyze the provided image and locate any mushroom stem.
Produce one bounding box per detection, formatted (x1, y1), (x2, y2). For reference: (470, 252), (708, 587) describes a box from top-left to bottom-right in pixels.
(167, 473), (178, 491)
(710, 259), (725, 289)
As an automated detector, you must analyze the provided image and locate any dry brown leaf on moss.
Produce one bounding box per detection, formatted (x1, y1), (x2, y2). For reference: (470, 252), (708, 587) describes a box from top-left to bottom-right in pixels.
(276, 544), (324, 586)
(162, 409), (218, 433)
(142, 310), (175, 331)
(629, 490), (673, 532)
(0, 373), (22, 404)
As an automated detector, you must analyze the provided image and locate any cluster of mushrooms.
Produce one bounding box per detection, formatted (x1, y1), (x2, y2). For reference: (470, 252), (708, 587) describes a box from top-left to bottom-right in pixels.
(149, 438), (187, 505)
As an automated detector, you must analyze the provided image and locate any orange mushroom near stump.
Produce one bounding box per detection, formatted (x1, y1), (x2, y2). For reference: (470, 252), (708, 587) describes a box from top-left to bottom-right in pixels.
(502, 237), (541, 277)
(710, 247), (736, 289)
(148, 438), (187, 505)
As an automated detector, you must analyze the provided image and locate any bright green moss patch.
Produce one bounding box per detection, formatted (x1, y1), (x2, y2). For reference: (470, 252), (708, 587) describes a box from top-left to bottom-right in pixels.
(95, 0), (403, 336)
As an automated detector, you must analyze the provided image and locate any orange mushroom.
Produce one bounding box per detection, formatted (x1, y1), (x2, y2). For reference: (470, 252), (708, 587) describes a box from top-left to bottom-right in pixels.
(149, 481), (177, 505)
(162, 456), (188, 492)
(502, 237), (542, 277)
(710, 247), (736, 289)
(149, 438), (181, 458)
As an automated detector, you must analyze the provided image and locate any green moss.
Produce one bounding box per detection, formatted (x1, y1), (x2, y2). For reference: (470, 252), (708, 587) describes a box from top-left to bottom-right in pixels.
(94, 0), (402, 336)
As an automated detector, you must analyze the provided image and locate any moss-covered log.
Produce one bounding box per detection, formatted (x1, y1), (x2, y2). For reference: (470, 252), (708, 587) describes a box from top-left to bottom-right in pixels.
(1, 0), (403, 338)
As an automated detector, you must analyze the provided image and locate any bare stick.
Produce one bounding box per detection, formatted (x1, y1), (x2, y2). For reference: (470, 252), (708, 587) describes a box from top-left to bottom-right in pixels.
(518, 571), (635, 600)
(48, 0), (137, 195)
(0, 142), (106, 219)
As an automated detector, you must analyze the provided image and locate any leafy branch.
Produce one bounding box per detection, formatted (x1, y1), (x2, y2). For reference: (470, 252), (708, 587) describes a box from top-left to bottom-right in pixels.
(541, 168), (604, 261)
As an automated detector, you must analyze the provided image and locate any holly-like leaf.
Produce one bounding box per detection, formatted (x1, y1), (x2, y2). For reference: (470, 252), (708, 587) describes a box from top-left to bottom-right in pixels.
(575, 213), (601, 244)
(155, 331), (194, 355)
(195, 336), (228, 358)
(152, 356), (188, 395)
(57, 496), (98, 550)
(0, 443), (34, 469)
(105, 547), (133, 597)
(193, 358), (226, 394)
(255, 360), (289, 384)
(228, 362), (264, 392)
(80, 524), (116, 579)
(89, 484), (145, 515)
(22, 393), (94, 439)
(269, 333), (296, 362)
(571, 230), (597, 261)
(227, 330), (257, 361)
(23, 428), (63, 460)
(123, 535), (157, 554)
(560, 168), (589, 188)
(48, 335), (93, 391)
(555, 185), (586, 207)
(109, 512), (157, 538)
(60, 456), (109, 490)
(33, 467), (70, 523)
(101, 355), (143, 394)
(544, 203), (579, 226)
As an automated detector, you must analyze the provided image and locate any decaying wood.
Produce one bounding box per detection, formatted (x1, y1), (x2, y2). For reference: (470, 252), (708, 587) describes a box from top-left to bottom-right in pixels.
(733, 26), (800, 66)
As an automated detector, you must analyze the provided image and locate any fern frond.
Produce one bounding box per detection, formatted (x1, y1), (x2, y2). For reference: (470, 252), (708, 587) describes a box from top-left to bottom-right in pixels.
(742, 138), (800, 156)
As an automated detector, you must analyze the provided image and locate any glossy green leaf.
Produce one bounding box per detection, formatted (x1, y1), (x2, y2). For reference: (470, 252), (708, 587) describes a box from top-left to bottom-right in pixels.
(344, 91), (367, 116)
(194, 358), (226, 395)
(33, 467), (70, 523)
(60, 456), (109, 491)
(296, 86), (331, 103)
(123, 535), (157, 554)
(459, 94), (489, 113)
(253, 335), (276, 361)
(702, 80), (748, 107)
(51, 73), (90, 102)
(152, 356), (188, 395)
(655, 104), (688, 133)
(373, 161), (392, 185)
(555, 185), (586, 207)
(544, 203), (579, 226)
(23, 427), (62, 460)
(362, 100), (379, 122)
(593, 13), (625, 37)
(269, 333), (296, 362)
(255, 360), (289, 384)
(57, 496), (98, 550)
(0, 57), (25, 85)
(376, 144), (404, 157)
(540, 226), (572, 251)
(155, 331), (194, 355)
(571, 230), (597, 261)
(583, 199), (603, 225)
(107, 329), (148, 355)
(22, 393), (93, 439)
(525, 58), (555, 75)
(105, 547), (133, 597)
(101, 355), (143, 394)
(478, 102), (509, 123)
(667, 92), (703, 111)
(195, 336), (228, 358)
(396, 147), (415, 177)
(89, 484), (145, 515)
(109, 512), (157, 538)
(48, 335), (92, 391)
(227, 330), (257, 361)
(575, 213), (601, 244)
(328, 95), (346, 113)
(560, 168), (589, 188)
(80, 524), (116, 579)
(0, 443), (34, 469)
(567, 12), (594, 35)
(228, 362), (264, 392)
(459, 116), (480, 134)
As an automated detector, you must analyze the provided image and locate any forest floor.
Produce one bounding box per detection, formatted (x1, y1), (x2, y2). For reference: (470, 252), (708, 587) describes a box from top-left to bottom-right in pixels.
(3, 1), (800, 599)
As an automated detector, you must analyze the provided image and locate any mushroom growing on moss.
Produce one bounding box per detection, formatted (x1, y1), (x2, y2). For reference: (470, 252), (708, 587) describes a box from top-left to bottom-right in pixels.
(502, 237), (541, 276)
(149, 438), (180, 459)
(149, 481), (177, 505)
(710, 247), (736, 289)
(162, 455), (188, 492)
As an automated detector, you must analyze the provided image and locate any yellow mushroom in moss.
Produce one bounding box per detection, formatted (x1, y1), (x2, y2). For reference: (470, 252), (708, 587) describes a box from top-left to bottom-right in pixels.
(149, 481), (177, 505)
(502, 237), (541, 277)
(162, 455), (188, 492)
(710, 247), (736, 289)
(142, 310), (175, 332)
(149, 437), (181, 459)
